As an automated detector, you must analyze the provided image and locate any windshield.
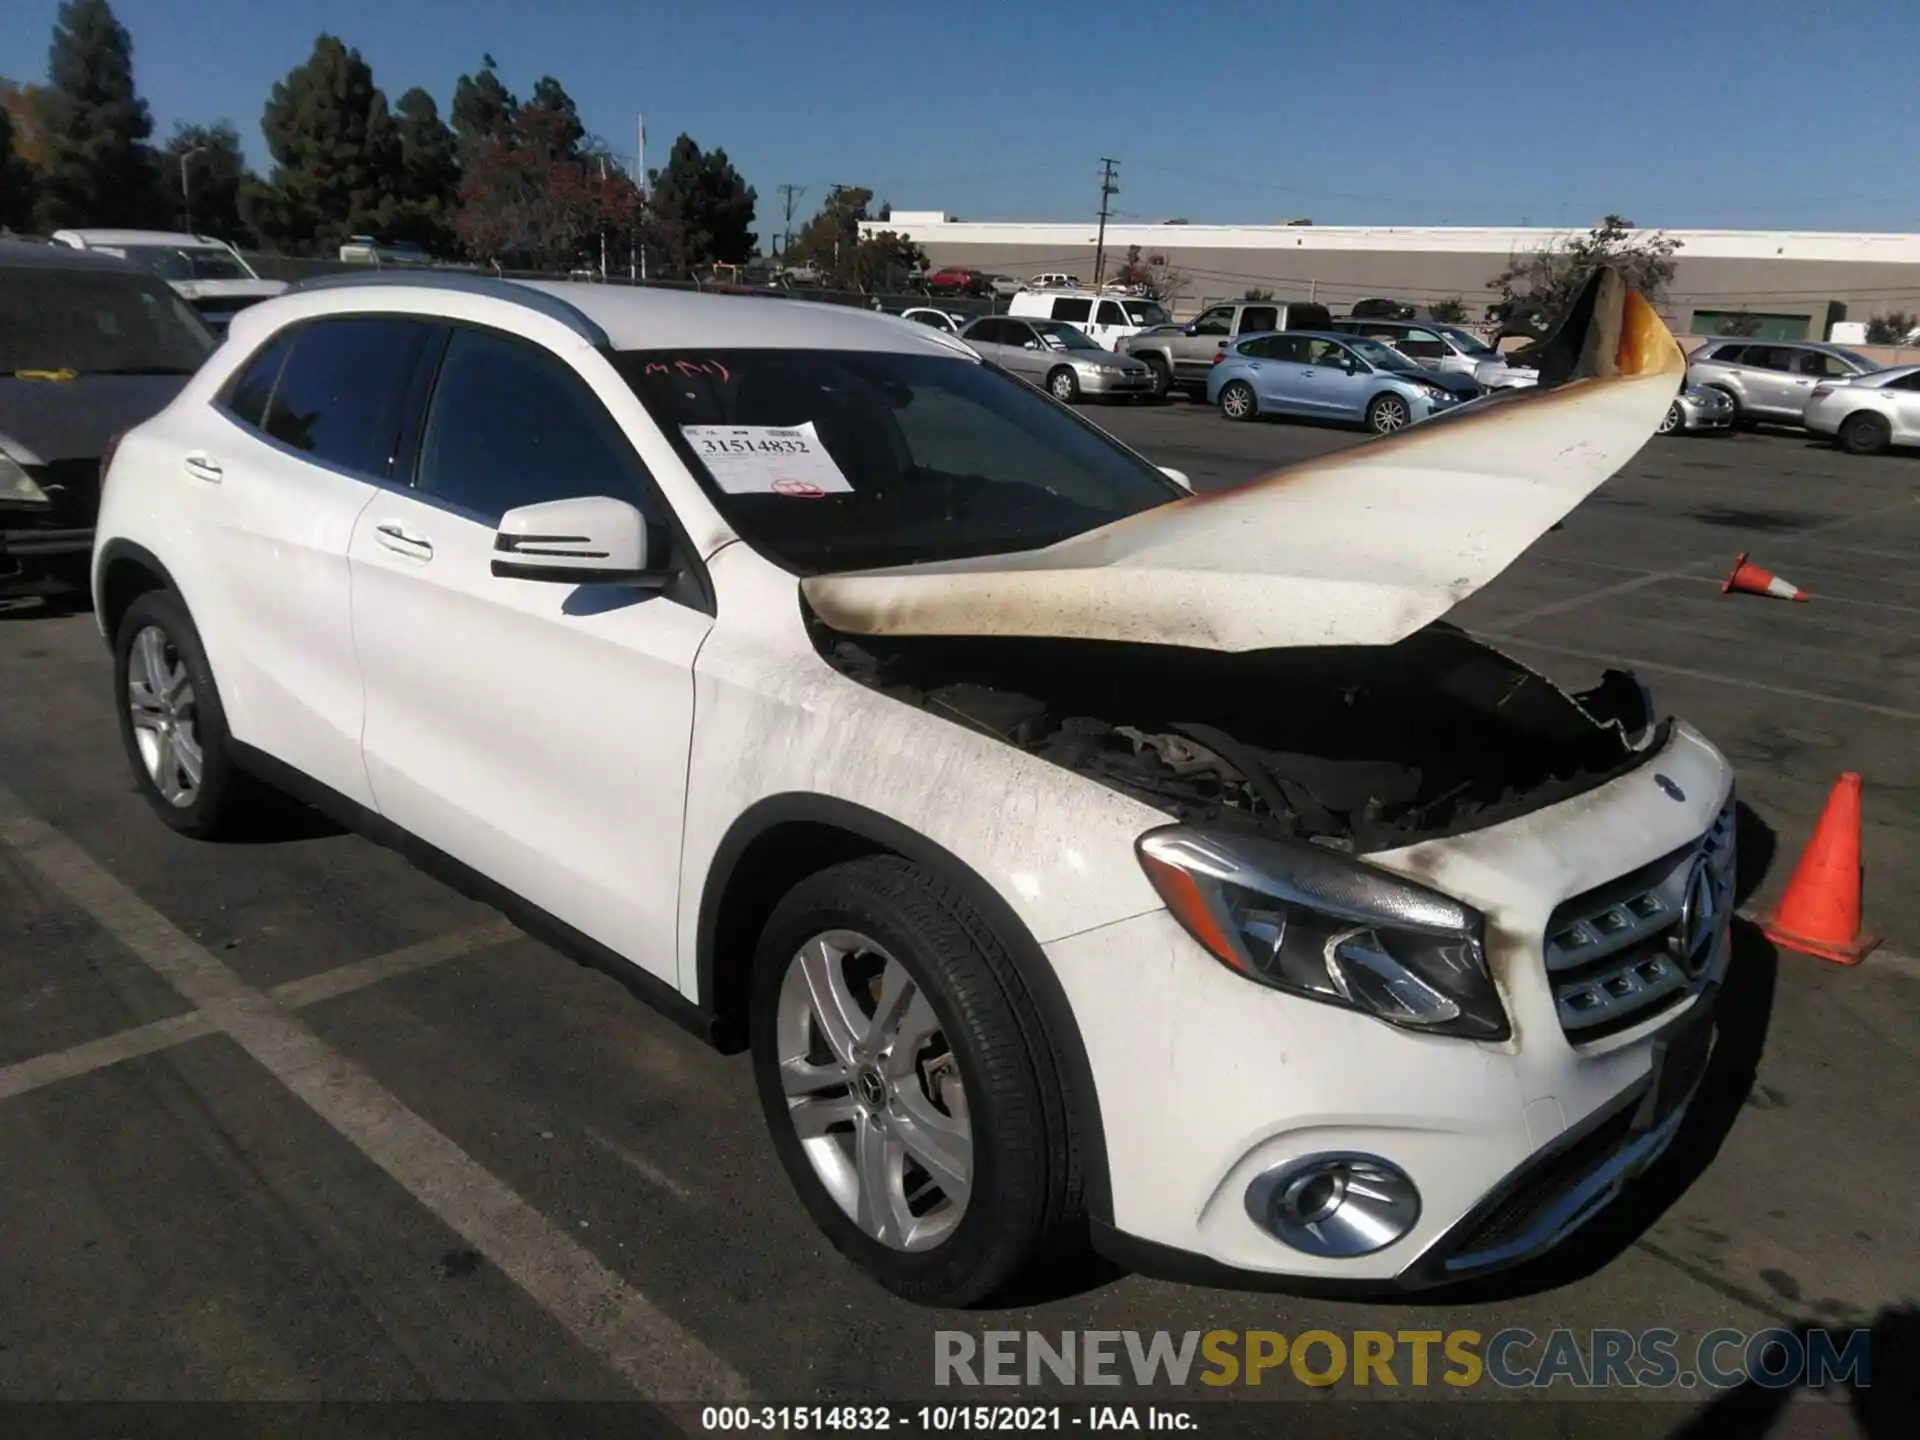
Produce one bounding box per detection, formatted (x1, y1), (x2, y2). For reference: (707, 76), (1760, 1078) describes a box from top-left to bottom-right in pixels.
(1437, 325), (1498, 357)
(0, 267), (215, 375)
(1345, 337), (1421, 372)
(614, 348), (1182, 574)
(1123, 300), (1171, 326)
(105, 244), (253, 282)
(1032, 321), (1101, 350)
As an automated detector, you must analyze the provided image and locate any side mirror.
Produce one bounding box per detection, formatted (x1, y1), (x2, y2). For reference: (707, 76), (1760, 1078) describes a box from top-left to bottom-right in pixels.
(491, 496), (665, 587)
(1182, 324), (1198, 336)
(1158, 466), (1193, 491)
(1343, 358), (1362, 374)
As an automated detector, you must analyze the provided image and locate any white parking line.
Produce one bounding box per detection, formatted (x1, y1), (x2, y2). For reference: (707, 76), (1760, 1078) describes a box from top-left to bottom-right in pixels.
(0, 920), (519, 1104)
(1494, 492), (1920, 631)
(1480, 635), (1920, 722)
(0, 785), (750, 1407)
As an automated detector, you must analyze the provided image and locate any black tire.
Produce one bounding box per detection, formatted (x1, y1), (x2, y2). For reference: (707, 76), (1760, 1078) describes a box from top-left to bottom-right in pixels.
(1658, 401), (1684, 436)
(1142, 354), (1173, 401)
(111, 588), (260, 839)
(1839, 412), (1891, 456)
(1366, 392), (1412, 435)
(1046, 367), (1080, 403)
(749, 856), (1080, 1307)
(1218, 380), (1257, 421)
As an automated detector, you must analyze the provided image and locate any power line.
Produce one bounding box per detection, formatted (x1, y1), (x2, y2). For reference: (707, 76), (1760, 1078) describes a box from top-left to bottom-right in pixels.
(1092, 158), (1119, 288)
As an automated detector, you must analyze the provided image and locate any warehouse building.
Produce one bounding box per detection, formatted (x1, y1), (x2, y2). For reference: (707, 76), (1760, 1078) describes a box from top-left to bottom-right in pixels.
(861, 212), (1920, 340)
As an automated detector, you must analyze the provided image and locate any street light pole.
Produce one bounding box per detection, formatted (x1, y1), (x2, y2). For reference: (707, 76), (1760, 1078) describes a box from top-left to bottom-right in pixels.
(180, 146), (207, 234)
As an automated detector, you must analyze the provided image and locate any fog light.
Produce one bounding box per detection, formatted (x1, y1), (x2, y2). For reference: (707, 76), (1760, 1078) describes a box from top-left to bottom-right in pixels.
(1245, 1153), (1420, 1257)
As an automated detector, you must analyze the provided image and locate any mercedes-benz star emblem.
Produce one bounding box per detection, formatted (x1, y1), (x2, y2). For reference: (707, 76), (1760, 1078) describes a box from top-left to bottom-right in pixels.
(1670, 856), (1720, 973)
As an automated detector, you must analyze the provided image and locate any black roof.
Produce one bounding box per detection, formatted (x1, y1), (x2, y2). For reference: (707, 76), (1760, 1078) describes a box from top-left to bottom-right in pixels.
(0, 239), (147, 274)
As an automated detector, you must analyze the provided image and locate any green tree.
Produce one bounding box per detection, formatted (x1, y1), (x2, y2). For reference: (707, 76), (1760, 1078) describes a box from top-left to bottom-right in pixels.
(162, 121), (253, 241)
(250, 34), (403, 254)
(389, 87), (459, 254)
(450, 54), (517, 161)
(32, 0), (160, 229)
(524, 77), (584, 157)
(852, 229), (926, 293)
(646, 134), (756, 274)
(0, 99), (38, 229)
(787, 184), (872, 284)
(1428, 296), (1468, 323)
(1488, 215), (1681, 318)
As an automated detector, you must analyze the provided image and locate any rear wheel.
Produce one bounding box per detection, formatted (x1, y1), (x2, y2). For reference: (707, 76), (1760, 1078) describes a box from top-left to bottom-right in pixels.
(1218, 380), (1257, 421)
(1142, 355), (1173, 401)
(1047, 367), (1080, 403)
(1839, 411), (1891, 456)
(1367, 392), (1412, 434)
(749, 856), (1079, 1307)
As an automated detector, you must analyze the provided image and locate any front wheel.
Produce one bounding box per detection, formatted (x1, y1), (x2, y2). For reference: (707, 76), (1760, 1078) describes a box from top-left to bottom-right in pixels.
(1658, 401), (1683, 435)
(749, 856), (1079, 1306)
(1047, 367), (1080, 403)
(1839, 412), (1891, 456)
(1218, 380), (1257, 421)
(1367, 392), (1412, 434)
(111, 589), (261, 838)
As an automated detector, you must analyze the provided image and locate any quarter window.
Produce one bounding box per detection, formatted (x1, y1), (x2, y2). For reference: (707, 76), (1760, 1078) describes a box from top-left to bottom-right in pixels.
(1050, 297), (1092, 323)
(259, 317), (430, 475)
(414, 327), (653, 524)
(1239, 306), (1279, 334)
(222, 330), (296, 430)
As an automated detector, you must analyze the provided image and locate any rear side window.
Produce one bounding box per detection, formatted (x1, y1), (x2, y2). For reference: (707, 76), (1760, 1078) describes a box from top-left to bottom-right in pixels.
(221, 330), (296, 429)
(414, 326), (654, 525)
(1050, 297), (1092, 323)
(259, 317), (431, 476)
(1286, 304), (1333, 330)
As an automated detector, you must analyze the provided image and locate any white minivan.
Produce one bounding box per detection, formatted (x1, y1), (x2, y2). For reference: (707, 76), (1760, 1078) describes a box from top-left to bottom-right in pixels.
(1008, 288), (1175, 349)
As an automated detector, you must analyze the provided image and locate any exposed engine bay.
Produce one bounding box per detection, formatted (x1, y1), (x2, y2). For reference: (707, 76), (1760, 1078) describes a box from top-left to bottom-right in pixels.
(809, 612), (1665, 851)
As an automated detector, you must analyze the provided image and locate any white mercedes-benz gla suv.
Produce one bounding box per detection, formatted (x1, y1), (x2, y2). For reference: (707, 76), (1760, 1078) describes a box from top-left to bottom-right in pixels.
(91, 267), (1733, 1305)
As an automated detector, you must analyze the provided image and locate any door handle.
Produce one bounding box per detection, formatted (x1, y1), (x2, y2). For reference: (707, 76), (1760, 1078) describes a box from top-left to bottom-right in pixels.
(374, 522), (433, 560)
(183, 454), (222, 484)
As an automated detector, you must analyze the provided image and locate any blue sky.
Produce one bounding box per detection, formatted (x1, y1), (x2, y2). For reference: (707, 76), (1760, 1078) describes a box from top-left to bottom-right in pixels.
(6, 0), (1919, 232)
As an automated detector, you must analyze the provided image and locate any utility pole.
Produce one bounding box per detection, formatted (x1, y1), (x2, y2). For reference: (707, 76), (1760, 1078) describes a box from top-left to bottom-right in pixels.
(637, 114), (647, 282)
(776, 183), (806, 258)
(828, 183), (854, 278)
(1092, 158), (1119, 289)
(179, 146), (207, 234)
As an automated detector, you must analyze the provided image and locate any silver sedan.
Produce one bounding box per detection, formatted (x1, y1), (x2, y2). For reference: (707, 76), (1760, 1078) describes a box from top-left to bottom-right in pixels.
(957, 316), (1157, 403)
(1658, 385), (1737, 436)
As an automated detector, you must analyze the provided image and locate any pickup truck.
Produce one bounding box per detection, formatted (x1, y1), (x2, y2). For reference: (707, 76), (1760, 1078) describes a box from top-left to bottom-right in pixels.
(1118, 298), (1332, 398)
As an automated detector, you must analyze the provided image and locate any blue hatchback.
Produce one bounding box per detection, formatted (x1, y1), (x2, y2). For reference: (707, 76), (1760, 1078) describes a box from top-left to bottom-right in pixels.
(1205, 330), (1482, 434)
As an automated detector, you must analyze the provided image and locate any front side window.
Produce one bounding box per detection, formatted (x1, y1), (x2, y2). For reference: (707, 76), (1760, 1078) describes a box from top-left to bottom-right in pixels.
(1885, 370), (1920, 392)
(415, 327), (655, 524)
(1395, 328), (1448, 360)
(1190, 306), (1233, 336)
(1095, 300), (1128, 326)
(258, 317), (430, 475)
(1437, 325), (1498, 357)
(0, 267), (214, 376)
(613, 348), (1181, 575)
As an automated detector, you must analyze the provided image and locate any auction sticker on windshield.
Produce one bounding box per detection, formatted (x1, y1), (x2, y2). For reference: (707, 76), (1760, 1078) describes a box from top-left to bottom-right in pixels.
(681, 422), (854, 497)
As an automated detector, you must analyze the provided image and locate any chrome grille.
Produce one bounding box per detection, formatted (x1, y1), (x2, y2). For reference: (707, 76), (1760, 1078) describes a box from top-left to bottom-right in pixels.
(1544, 797), (1735, 1042)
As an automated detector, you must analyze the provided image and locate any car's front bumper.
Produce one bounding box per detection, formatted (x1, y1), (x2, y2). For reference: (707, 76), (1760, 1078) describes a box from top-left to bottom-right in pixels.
(1675, 391), (1736, 431)
(1049, 721), (1735, 1289)
(1079, 369), (1158, 397)
(1, 519), (94, 595)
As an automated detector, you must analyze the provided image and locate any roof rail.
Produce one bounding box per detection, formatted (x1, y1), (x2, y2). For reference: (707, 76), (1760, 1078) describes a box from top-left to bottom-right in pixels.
(284, 269), (609, 346)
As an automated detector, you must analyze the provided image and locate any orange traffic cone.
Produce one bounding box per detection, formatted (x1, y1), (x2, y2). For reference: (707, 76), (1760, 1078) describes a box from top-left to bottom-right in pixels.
(1760, 773), (1880, 965)
(1723, 552), (1808, 601)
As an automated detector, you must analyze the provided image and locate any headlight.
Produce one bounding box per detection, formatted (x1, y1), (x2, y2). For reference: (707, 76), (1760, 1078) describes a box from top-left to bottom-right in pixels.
(1417, 383), (1455, 402)
(1136, 825), (1508, 1040)
(0, 454), (50, 506)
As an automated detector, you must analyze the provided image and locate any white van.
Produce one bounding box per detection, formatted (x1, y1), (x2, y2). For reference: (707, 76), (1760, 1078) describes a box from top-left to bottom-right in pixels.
(1008, 288), (1175, 348)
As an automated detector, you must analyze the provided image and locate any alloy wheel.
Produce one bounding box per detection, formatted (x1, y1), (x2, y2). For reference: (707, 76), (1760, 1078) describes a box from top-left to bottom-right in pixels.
(775, 929), (973, 1252)
(1221, 383), (1253, 419)
(126, 625), (202, 808)
(1371, 396), (1410, 433)
(1659, 402), (1682, 435)
(1050, 371), (1076, 401)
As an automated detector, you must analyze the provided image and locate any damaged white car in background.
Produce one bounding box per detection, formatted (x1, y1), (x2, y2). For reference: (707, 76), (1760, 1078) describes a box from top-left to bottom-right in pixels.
(92, 264), (1727, 1307)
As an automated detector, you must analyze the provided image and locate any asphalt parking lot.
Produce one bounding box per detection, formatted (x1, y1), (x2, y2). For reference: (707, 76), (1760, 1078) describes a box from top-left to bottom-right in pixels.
(2, 403), (1916, 1438)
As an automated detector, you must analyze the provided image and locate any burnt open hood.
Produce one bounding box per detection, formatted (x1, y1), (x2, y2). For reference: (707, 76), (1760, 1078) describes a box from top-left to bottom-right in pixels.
(803, 268), (1686, 652)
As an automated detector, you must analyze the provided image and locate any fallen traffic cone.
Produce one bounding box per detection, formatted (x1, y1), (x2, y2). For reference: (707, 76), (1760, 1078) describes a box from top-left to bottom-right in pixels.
(1760, 773), (1881, 965)
(1723, 551), (1808, 601)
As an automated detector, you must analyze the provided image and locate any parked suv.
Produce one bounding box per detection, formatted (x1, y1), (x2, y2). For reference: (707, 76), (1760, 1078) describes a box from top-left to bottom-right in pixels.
(1685, 339), (1879, 427)
(1330, 317), (1538, 390)
(52, 229), (287, 335)
(1118, 298), (1332, 398)
(91, 268), (1730, 1308)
